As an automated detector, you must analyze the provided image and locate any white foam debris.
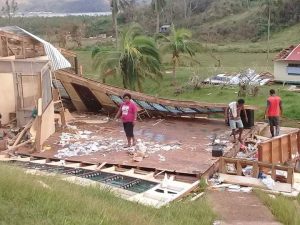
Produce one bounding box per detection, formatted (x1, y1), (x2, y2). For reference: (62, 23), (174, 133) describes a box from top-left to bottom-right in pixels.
(54, 131), (181, 159)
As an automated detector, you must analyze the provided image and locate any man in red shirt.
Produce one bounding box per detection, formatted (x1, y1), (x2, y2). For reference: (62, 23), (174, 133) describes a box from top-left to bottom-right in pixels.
(115, 93), (138, 147)
(265, 89), (282, 137)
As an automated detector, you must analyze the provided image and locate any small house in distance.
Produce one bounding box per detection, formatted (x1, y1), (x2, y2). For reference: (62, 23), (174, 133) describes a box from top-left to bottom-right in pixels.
(159, 25), (170, 34)
(274, 44), (300, 84)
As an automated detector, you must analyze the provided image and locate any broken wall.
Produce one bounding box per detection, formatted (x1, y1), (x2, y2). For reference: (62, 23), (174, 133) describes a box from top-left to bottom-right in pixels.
(0, 73), (15, 124)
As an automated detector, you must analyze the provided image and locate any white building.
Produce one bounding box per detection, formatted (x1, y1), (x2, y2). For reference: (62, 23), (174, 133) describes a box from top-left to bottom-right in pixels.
(274, 44), (300, 84)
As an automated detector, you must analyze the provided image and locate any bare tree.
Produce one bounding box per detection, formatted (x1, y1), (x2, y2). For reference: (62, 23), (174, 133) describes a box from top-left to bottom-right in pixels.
(151, 0), (166, 33)
(1, 0), (18, 25)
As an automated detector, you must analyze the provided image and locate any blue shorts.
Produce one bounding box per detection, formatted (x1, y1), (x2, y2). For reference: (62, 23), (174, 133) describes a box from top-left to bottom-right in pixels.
(229, 119), (244, 129)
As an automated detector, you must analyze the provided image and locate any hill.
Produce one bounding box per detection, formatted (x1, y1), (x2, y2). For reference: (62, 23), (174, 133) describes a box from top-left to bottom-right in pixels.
(158, 0), (300, 42)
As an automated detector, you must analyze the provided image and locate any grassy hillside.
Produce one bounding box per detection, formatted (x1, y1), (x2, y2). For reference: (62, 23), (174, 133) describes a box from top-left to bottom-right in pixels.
(0, 164), (216, 225)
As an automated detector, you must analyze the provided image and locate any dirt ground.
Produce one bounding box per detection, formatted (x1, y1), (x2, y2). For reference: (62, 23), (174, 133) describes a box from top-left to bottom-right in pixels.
(208, 191), (282, 225)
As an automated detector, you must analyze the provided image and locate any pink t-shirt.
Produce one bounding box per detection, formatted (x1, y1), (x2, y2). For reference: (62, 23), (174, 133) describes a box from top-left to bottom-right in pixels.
(120, 101), (137, 122)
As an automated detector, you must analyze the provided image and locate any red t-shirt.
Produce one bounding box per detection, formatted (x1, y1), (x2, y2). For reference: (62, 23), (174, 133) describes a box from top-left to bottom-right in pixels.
(267, 96), (281, 117)
(120, 101), (137, 122)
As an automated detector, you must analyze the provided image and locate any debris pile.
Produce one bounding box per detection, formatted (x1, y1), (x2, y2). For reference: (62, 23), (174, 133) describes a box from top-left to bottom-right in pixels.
(209, 173), (299, 196)
(204, 69), (274, 86)
(55, 131), (181, 159)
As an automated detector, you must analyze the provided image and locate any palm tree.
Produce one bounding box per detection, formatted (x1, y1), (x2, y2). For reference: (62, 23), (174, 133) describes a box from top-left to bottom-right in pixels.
(159, 24), (198, 85)
(151, 0), (166, 33)
(92, 24), (163, 91)
(111, 0), (119, 48)
(110, 0), (131, 48)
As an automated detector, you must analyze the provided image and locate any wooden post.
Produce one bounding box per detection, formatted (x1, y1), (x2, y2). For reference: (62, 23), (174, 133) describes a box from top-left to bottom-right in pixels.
(279, 138), (283, 162)
(288, 134), (292, 159)
(74, 56), (79, 74)
(219, 157), (225, 173)
(252, 161), (259, 178)
(271, 165), (276, 181)
(270, 141), (273, 163)
(298, 131), (300, 155)
(35, 73), (42, 152)
(258, 144), (263, 161)
(0, 36), (3, 57)
(287, 167), (294, 184)
(237, 161), (242, 176)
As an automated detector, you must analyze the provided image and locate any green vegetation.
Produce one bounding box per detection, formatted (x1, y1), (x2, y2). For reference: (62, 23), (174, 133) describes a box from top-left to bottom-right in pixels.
(77, 49), (300, 126)
(92, 24), (163, 91)
(0, 164), (216, 225)
(255, 190), (300, 225)
(159, 24), (199, 84)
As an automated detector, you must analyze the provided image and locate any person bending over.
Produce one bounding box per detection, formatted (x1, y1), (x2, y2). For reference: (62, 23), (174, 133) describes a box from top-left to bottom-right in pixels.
(225, 99), (248, 143)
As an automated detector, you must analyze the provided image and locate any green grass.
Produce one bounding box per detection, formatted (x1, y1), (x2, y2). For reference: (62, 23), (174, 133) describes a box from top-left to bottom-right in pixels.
(0, 164), (216, 225)
(207, 23), (300, 53)
(76, 50), (300, 126)
(255, 190), (300, 225)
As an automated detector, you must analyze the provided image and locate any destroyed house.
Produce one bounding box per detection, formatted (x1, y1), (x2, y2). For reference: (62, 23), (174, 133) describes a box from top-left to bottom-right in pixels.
(0, 26), (70, 148)
(274, 44), (300, 84)
(1, 27), (300, 209)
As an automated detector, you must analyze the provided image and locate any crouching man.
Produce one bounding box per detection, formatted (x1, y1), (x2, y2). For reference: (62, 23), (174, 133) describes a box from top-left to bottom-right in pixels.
(225, 99), (248, 143)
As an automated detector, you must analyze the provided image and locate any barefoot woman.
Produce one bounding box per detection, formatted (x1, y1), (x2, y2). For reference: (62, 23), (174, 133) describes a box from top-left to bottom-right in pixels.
(115, 93), (138, 147)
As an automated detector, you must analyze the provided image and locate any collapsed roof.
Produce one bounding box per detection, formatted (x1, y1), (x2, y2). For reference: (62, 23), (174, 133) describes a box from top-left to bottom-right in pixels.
(275, 44), (300, 61)
(0, 26), (70, 71)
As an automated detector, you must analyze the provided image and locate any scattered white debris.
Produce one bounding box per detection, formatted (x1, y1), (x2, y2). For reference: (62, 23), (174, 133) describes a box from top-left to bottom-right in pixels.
(204, 69), (273, 86)
(158, 154), (166, 162)
(54, 131), (181, 158)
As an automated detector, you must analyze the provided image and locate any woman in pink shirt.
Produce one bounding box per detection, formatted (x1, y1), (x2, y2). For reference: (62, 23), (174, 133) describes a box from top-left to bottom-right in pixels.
(115, 93), (138, 147)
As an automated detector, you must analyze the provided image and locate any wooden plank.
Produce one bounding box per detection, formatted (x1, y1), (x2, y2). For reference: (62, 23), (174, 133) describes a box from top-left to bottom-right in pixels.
(219, 173), (265, 189)
(252, 161), (259, 178)
(271, 165), (276, 181)
(288, 134), (292, 159)
(279, 137), (283, 162)
(237, 161), (242, 176)
(273, 182), (292, 193)
(270, 141), (273, 163)
(258, 145), (263, 162)
(35, 73), (42, 152)
(298, 131), (300, 155)
(219, 157), (226, 173)
(287, 168), (294, 184)
(12, 119), (33, 147)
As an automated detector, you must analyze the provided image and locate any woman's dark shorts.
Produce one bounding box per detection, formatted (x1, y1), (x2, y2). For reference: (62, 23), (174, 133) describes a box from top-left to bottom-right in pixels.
(123, 122), (134, 137)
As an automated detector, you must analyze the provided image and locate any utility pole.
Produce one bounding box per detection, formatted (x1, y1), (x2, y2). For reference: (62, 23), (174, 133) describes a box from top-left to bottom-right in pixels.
(267, 0), (271, 64)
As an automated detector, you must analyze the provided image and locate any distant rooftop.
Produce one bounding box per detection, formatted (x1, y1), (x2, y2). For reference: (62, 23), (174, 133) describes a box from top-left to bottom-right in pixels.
(275, 44), (300, 61)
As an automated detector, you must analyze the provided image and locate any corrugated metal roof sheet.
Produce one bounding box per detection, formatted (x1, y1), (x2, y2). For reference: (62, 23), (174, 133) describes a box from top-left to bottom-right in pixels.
(0, 26), (71, 71)
(284, 44), (300, 61)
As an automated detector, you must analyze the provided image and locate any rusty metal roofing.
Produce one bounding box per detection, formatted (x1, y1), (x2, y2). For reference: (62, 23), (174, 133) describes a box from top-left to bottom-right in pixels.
(274, 45), (300, 61)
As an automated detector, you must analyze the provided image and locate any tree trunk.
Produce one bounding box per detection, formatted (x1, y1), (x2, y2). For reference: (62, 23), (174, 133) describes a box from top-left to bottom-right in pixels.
(267, 1), (271, 64)
(155, 0), (160, 33)
(172, 56), (177, 85)
(156, 12), (160, 33)
(184, 0), (187, 19)
(114, 15), (119, 49)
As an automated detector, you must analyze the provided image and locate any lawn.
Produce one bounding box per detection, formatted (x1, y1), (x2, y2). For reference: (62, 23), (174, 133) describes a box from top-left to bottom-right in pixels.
(255, 190), (300, 225)
(0, 164), (216, 225)
(76, 50), (300, 127)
